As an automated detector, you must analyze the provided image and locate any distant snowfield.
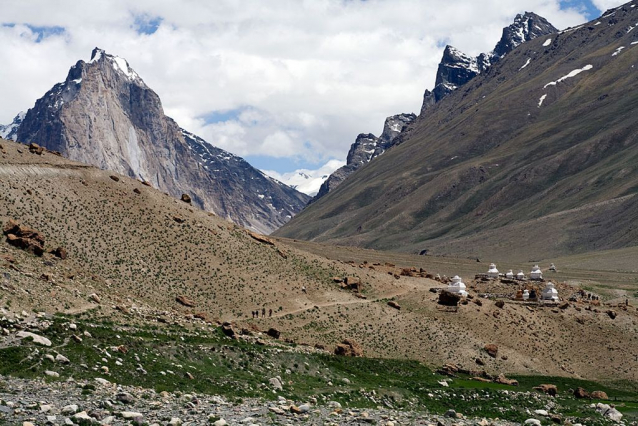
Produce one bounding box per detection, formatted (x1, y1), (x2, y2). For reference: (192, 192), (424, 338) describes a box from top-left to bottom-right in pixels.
(262, 159), (345, 196)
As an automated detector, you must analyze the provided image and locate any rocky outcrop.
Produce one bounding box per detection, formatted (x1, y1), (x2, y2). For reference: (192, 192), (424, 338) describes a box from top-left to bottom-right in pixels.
(3, 219), (46, 256)
(421, 12), (557, 111)
(312, 113), (416, 202)
(334, 339), (363, 357)
(11, 48), (309, 234)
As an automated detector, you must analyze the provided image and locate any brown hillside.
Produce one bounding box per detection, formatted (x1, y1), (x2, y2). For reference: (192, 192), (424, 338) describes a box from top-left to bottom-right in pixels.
(1, 138), (637, 385)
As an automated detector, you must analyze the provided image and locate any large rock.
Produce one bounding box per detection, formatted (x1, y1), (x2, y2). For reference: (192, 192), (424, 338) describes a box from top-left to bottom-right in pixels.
(3, 219), (45, 256)
(16, 331), (51, 346)
(484, 344), (498, 358)
(175, 295), (196, 307)
(334, 339), (363, 357)
(574, 387), (590, 399)
(438, 290), (461, 306)
(534, 384), (558, 396)
(266, 328), (281, 339)
(591, 390), (609, 400)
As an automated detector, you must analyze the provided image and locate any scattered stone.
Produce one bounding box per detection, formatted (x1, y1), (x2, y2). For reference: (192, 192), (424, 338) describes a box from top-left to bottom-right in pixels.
(495, 300), (505, 309)
(109, 175), (120, 182)
(596, 403), (623, 421)
(606, 310), (617, 319)
(524, 419), (541, 426)
(44, 370), (59, 378)
(180, 194), (192, 203)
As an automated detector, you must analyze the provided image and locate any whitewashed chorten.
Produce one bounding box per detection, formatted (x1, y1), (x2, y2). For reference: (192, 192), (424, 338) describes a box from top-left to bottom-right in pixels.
(487, 263), (499, 279)
(448, 275), (468, 297)
(530, 265), (543, 280)
(506, 270), (514, 279)
(523, 289), (530, 301)
(541, 282), (559, 301)
(516, 270), (525, 280)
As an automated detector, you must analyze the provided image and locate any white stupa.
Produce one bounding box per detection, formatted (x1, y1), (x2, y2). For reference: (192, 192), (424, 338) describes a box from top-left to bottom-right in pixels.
(541, 282), (559, 301)
(487, 263), (499, 279)
(448, 275), (468, 297)
(516, 270), (525, 280)
(530, 265), (543, 280)
(549, 263), (557, 271)
(505, 270), (514, 279)
(523, 289), (530, 301)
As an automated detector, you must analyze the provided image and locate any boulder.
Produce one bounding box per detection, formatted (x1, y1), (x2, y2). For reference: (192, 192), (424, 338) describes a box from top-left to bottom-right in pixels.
(494, 374), (518, 386)
(334, 339), (363, 357)
(16, 331), (51, 346)
(438, 290), (461, 306)
(3, 219), (45, 256)
(484, 344), (498, 358)
(606, 310), (617, 319)
(267, 328), (281, 339)
(269, 377), (283, 391)
(175, 295), (196, 307)
(51, 246), (68, 259)
(221, 322), (236, 339)
(591, 390), (609, 400)
(534, 384), (558, 396)
(28, 143), (44, 155)
(109, 175), (120, 182)
(345, 276), (361, 291)
(495, 300), (505, 309)
(574, 387), (589, 399)
(181, 194), (192, 203)
(387, 301), (401, 310)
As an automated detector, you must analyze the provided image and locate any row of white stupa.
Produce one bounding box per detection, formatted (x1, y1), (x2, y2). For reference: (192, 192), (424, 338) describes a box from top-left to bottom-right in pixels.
(448, 275), (559, 301)
(487, 263), (549, 280)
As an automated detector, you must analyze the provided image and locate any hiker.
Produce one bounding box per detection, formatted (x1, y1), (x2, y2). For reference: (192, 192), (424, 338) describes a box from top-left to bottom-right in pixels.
(269, 308), (272, 317)
(251, 311), (254, 319)
(302, 286), (307, 294)
(262, 308), (266, 318)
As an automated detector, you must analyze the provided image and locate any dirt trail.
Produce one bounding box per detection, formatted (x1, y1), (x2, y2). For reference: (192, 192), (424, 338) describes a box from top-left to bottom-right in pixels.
(237, 285), (418, 322)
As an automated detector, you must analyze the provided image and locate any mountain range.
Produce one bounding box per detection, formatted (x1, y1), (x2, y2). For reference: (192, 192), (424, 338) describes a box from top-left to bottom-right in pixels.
(3, 48), (309, 234)
(276, 2), (638, 261)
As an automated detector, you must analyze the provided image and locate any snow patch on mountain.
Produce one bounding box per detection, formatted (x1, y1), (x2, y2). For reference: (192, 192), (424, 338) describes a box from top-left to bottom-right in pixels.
(544, 65), (593, 88)
(0, 111), (26, 141)
(262, 159), (345, 196)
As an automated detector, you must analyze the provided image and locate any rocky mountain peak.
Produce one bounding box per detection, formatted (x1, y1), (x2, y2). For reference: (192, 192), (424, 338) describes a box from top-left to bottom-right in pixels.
(0, 111), (25, 141)
(423, 11), (557, 111)
(493, 12), (558, 59)
(9, 49), (309, 233)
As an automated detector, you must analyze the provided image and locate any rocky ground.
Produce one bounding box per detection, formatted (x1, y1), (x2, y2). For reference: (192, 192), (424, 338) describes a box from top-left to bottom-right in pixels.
(2, 374), (626, 426)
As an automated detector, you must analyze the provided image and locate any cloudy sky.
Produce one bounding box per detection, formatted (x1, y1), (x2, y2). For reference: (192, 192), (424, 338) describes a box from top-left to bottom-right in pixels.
(0, 0), (624, 191)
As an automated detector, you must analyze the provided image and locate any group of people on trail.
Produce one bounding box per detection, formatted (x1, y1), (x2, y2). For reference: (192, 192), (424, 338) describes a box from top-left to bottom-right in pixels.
(251, 308), (272, 319)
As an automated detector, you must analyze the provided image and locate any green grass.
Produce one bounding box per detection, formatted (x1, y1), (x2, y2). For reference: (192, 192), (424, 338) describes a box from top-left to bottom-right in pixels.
(1, 314), (636, 424)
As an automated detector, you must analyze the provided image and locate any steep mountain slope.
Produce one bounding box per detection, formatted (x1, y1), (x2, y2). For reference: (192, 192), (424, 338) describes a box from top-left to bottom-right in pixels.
(0, 111), (25, 141)
(9, 48), (309, 234)
(312, 113), (416, 202)
(1, 137), (637, 385)
(276, 2), (638, 261)
(316, 13), (557, 203)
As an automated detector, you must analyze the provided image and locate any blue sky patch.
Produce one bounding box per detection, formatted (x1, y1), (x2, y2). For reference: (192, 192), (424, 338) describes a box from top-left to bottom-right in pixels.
(201, 107), (249, 124)
(1, 23), (65, 42)
(133, 15), (163, 35)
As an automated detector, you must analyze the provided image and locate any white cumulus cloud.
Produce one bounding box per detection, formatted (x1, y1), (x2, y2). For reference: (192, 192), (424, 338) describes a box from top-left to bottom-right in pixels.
(0, 0), (591, 171)
(263, 159), (346, 196)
